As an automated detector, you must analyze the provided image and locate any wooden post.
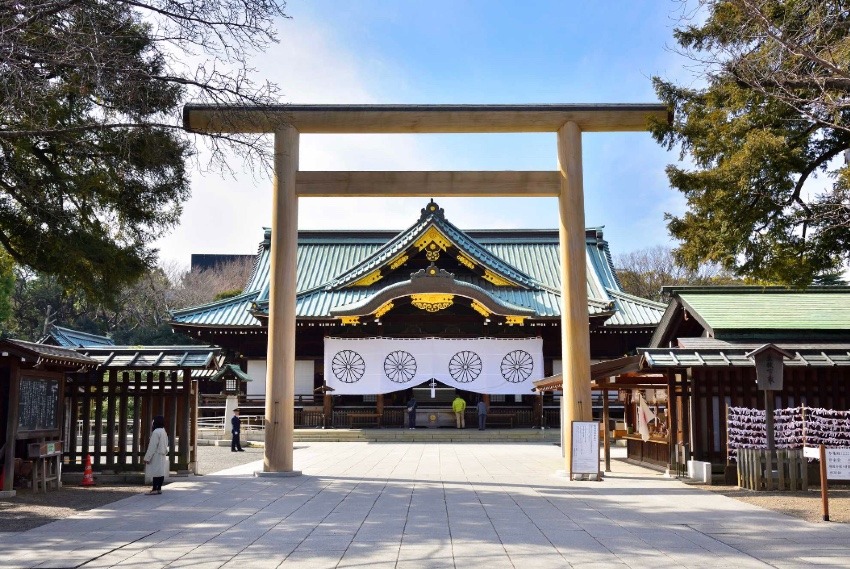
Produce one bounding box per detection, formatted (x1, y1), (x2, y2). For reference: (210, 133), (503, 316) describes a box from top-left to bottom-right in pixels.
(668, 372), (678, 475)
(765, 390), (775, 451)
(263, 125), (301, 475)
(820, 443), (829, 521)
(376, 394), (384, 427)
(323, 392), (333, 429)
(179, 370), (191, 472)
(557, 121), (592, 476)
(2, 363), (21, 493)
(602, 389), (611, 472)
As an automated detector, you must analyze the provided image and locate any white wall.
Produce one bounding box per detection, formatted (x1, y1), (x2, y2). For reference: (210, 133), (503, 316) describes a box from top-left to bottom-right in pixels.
(245, 359), (315, 397)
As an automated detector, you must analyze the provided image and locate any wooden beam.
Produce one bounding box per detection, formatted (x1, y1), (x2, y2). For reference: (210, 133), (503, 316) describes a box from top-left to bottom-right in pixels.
(184, 103), (670, 134)
(296, 171), (560, 197)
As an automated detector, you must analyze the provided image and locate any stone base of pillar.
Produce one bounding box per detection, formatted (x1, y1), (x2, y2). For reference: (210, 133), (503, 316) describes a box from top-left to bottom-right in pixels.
(254, 470), (303, 478)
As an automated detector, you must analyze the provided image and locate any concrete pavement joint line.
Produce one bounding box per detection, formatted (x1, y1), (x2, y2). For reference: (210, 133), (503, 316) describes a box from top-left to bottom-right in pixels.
(33, 530), (156, 569)
(687, 524), (788, 568)
(472, 470), (516, 567)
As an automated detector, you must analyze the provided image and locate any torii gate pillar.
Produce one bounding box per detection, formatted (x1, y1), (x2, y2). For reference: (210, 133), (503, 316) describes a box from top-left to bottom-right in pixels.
(260, 125), (300, 476)
(557, 122), (593, 459)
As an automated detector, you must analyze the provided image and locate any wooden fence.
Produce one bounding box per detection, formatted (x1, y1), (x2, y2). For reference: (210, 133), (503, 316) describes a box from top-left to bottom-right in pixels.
(65, 370), (197, 473)
(736, 448), (808, 491)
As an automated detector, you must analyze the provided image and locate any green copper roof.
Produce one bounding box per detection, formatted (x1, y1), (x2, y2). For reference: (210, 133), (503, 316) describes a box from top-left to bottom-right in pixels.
(171, 202), (663, 328)
(679, 288), (850, 331)
(649, 287), (850, 347)
(39, 325), (115, 348)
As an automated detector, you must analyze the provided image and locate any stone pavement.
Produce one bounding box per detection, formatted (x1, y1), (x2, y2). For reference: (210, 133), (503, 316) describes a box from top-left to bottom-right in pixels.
(1, 442), (849, 569)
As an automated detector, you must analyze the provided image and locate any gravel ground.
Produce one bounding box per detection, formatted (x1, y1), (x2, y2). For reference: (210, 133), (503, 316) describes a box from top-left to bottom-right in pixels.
(2, 446), (848, 531)
(696, 484), (850, 523)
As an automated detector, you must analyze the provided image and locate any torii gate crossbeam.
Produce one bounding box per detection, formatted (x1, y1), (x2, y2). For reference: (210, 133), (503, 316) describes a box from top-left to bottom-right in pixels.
(183, 103), (670, 478)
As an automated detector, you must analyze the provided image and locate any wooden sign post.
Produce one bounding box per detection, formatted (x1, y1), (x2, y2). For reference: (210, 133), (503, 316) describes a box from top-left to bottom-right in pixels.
(746, 344), (792, 451)
(805, 444), (850, 521)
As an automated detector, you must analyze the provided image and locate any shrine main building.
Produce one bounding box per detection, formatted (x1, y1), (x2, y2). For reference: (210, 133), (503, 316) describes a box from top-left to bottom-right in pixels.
(171, 201), (663, 426)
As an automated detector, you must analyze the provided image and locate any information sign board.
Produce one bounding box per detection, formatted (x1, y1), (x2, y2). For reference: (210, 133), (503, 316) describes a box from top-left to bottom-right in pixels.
(826, 448), (850, 480)
(17, 376), (61, 434)
(570, 421), (600, 479)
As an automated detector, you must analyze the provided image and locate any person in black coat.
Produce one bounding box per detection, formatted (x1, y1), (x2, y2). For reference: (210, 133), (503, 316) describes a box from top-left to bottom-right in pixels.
(231, 408), (244, 452)
(406, 396), (417, 429)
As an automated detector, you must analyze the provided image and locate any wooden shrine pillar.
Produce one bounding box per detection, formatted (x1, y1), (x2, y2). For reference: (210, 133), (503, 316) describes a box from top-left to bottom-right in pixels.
(602, 389), (611, 472)
(376, 394), (384, 426)
(323, 392), (334, 429)
(262, 125), (301, 476)
(557, 121), (593, 476)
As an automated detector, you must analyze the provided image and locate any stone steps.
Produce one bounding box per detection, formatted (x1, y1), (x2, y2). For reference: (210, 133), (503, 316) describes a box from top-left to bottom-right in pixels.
(198, 427), (561, 445)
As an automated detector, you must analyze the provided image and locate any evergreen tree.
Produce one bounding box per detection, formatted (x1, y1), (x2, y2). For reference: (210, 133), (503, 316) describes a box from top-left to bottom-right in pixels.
(0, 1), (286, 304)
(653, 0), (850, 285)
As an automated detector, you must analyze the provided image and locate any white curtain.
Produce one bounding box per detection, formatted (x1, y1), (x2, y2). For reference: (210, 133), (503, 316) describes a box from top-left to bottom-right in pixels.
(324, 337), (543, 395)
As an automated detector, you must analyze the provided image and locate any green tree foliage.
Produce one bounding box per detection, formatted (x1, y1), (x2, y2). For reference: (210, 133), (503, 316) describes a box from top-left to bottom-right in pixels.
(0, 1), (286, 304)
(652, 0), (850, 285)
(0, 249), (14, 329)
(4, 258), (252, 342)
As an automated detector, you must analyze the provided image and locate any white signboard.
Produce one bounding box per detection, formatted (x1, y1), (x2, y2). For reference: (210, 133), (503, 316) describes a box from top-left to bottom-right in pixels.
(571, 421), (600, 478)
(803, 446), (819, 459)
(826, 448), (850, 480)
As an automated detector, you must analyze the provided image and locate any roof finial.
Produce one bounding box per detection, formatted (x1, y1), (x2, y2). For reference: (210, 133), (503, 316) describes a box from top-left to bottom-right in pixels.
(419, 199), (444, 220)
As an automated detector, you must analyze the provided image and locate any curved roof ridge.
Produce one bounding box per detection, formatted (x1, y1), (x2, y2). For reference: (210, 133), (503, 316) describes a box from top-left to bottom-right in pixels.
(170, 290), (259, 318)
(605, 287), (667, 309)
(326, 200), (542, 290)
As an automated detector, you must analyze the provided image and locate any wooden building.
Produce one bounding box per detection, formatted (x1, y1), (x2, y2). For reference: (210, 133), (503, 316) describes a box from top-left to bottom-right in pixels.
(171, 201), (664, 427)
(1, 340), (99, 496)
(639, 286), (850, 472)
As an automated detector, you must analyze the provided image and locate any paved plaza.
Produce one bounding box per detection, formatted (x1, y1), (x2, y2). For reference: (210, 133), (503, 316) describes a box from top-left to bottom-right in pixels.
(2, 442), (849, 569)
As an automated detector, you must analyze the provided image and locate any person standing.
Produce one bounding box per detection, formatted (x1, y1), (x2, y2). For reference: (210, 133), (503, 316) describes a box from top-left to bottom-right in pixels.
(452, 395), (467, 429)
(144, 415), (169, 495)
(231, 408), (244, 452)
(406, 396), (417, 429)
(477, 398), (487, 431)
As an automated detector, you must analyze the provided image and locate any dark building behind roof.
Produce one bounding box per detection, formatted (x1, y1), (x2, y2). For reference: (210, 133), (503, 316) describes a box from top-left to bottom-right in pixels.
(190, 254), (254, 272)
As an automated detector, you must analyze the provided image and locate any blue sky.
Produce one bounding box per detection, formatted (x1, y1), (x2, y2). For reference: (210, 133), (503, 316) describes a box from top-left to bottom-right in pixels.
(157, 0), (694, 266)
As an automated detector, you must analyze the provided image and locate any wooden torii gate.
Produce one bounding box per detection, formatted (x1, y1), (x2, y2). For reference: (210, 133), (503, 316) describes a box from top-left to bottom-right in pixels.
(182, 104), (669, 477)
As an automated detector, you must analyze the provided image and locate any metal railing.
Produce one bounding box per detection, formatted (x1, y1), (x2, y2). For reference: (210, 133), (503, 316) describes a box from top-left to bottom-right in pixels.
(197, 415), (265, 433)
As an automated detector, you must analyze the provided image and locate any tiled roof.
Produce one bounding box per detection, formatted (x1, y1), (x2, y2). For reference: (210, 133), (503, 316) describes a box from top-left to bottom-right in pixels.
(40, 325), (115, 348)
(603, 289), (666, 327)
(0, 339), (100, 368)
(676, 288), (850, 330)
(649, 286), (850, 347)
(171, 203), (661, 329)
(77, 346), (221, 369)
(209, 363), (253, 382)
(640, 342), (850, 368)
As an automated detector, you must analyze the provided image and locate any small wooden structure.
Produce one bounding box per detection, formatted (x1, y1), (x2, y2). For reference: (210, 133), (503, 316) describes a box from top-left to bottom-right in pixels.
(640, 286), (850, 475)
(1, 340), (98, 496)
(67, 345), (221, 474)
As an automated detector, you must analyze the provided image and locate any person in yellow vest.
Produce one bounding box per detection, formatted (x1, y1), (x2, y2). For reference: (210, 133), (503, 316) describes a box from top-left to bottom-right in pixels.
(452, 395), (467, 429)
